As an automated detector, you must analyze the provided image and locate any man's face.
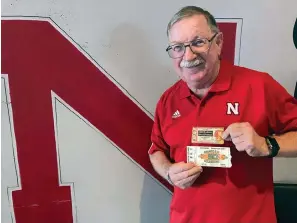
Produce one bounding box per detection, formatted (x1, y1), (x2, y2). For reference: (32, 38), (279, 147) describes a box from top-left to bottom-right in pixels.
(168, 14), (223, 88)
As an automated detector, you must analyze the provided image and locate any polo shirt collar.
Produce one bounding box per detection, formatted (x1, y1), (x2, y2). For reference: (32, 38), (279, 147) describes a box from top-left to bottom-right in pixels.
(179, 60), (233, 99)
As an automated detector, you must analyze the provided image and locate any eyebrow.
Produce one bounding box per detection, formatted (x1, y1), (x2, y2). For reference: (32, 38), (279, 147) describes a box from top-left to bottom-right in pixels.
(169, 35), (203, 45)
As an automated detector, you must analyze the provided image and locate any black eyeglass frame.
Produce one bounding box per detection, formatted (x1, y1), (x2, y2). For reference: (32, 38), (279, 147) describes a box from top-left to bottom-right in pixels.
(165, 33), (218, 59)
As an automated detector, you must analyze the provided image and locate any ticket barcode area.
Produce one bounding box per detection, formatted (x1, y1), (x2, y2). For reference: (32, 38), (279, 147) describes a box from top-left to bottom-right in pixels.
(198, 130), (214, 136)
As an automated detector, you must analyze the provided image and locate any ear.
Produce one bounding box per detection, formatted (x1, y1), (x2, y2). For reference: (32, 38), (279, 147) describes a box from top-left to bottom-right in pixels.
(216, 32), (224, 55)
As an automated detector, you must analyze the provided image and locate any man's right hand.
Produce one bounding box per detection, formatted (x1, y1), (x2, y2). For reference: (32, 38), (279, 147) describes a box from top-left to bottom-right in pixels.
(167, 162), (203, 189)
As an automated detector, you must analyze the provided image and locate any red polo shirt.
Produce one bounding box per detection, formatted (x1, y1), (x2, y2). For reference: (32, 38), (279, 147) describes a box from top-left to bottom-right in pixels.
(148, 60), (297, 223)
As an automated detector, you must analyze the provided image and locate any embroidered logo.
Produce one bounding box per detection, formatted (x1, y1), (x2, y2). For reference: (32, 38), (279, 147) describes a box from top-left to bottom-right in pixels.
(172, 110), (181, 118)
(226, 102), (239, 115)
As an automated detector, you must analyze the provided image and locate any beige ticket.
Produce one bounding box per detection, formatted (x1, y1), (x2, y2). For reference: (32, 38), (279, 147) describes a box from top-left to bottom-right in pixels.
(187, 146), (232, 168)
(191, 127), (224, 144)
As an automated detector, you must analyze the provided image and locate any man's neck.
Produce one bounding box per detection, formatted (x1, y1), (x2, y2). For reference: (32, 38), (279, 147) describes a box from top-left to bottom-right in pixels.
(191, 88), (210, 99)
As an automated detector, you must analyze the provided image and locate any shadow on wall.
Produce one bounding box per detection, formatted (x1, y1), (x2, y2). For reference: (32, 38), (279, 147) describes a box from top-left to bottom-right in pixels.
(103, 23), (176, 113)
(140, 174), (172, 223)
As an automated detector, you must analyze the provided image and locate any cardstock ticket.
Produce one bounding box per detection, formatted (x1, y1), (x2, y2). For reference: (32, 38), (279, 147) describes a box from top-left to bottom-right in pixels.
(187, 146), (232, 168)
(191, 127), (224, 144)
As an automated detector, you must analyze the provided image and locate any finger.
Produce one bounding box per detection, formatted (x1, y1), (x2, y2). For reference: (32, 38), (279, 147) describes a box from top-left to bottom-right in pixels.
(222, 123), (239, 140)
(174, 165), (203, 182)
(171, 162), (196, 174)
(223, 122), (247, 140)
(231, 134), (245, 144)
(173, 172), (188, 182)
(234, 141), (246, 151)
(176, 172), (200, 188)
(223, 134), (232, 141)
(246, 147), (260, 157)
(176, 174), (199, 187)
(188, 165), (203, 175)
(171, 165), (201, 182)
(224, 130), (243, 141)
(224, 129), (245, 142)
(181, 165), (203, 179)
(222, 126), (231, 140)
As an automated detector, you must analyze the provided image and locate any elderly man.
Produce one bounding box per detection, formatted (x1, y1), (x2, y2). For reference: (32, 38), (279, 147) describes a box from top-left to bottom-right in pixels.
(148, 6), (297, 223)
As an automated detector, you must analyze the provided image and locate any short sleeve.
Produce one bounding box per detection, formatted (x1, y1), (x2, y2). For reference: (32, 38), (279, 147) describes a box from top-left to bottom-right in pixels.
(148, 99), (170, 155)
(265, 75), (297, 134)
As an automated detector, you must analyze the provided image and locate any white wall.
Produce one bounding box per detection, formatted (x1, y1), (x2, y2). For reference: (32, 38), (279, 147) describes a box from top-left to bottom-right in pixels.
(2, 0), (297, 222)
(1, 76), (20, 223)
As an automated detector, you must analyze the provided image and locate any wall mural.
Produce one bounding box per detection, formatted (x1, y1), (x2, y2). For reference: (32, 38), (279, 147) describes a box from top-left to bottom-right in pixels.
(2, 17), (240, 223)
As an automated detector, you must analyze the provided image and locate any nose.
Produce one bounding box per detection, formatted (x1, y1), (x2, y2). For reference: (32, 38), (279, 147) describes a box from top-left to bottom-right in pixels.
(183, 45), (197, 61)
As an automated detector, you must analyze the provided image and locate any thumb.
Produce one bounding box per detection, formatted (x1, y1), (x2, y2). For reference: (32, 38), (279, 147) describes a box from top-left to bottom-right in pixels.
(222, 128), (231, 141)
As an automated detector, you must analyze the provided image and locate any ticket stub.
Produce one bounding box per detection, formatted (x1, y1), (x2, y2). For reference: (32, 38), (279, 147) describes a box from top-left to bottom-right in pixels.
(187, 146), (232, 168)
(191, 127), (224, 144)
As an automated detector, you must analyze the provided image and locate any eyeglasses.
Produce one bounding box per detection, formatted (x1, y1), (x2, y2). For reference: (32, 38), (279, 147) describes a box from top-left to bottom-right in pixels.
(166, 33), (218, 59)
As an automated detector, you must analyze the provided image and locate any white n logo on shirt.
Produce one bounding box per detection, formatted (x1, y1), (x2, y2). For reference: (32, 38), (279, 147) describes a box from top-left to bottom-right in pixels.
(226, 102), (239, 115)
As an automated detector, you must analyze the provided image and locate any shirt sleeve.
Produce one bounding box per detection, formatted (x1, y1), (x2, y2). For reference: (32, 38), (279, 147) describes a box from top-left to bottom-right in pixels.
(148, 98), (170, 155)
(265, 75), (297, 134)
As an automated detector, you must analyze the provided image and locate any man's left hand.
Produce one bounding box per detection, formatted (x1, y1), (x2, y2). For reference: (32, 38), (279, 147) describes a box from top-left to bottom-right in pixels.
(222, 122), (270, 157)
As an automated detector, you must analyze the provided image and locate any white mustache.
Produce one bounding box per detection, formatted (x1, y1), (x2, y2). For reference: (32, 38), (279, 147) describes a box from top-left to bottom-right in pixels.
(180, 58), (204, 68)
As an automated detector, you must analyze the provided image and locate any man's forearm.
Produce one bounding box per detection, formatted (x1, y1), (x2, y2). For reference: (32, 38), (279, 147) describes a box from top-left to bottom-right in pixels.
(149, 151), (173, 179)
(274, 131), (297, 157)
